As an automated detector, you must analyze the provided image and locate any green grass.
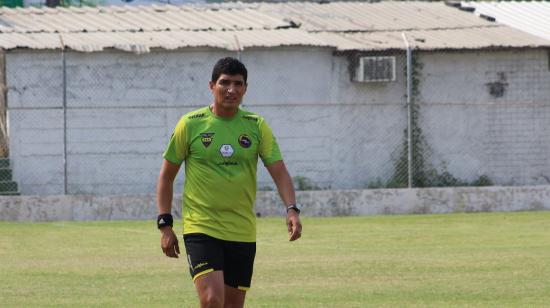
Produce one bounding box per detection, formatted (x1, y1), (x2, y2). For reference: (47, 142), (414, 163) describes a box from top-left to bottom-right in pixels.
(1, 212), (550, 307)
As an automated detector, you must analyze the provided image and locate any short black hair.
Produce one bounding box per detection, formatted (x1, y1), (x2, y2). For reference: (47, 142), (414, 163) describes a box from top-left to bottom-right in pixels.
(211, 57), (248, 83)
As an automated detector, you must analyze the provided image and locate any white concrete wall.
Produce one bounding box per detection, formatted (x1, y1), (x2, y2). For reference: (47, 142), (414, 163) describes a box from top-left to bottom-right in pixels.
(244, 49), (408, 190)
(1, 186), (550, 221)
(419, 49), (550, 185)
(7, 49), (231, 194)
(6, 47), (550, 195)
(6, 47), (408, 194)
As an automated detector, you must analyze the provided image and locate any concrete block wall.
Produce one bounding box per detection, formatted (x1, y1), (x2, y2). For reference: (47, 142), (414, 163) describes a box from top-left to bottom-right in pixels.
(419, 49), (550, 104)
(6, 47), (550, 195)
(7, 47), (410, 194)
(1, 186), (550, 221)
(6, 52), (63, 108)
(6, 50), (232, 195)
(7, 109), (65, 194)
(248, 49), (409, 190)
(419, 49), (550, 185)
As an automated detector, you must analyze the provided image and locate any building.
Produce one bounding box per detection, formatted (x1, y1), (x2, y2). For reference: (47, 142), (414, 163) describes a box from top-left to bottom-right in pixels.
(1, 1), (549, 195)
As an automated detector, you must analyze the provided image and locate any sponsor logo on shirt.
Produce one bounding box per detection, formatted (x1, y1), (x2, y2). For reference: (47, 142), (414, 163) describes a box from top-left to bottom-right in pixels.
(217, 161), (238, 166)
(239, 134), (252, 148)
(201, 133), (215, 147)
(189, 113), (205, 119)
(242, 115), (258, 122)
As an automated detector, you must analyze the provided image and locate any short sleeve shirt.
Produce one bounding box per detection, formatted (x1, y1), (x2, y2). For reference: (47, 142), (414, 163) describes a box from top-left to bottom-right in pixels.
(163, 106), (282, 242)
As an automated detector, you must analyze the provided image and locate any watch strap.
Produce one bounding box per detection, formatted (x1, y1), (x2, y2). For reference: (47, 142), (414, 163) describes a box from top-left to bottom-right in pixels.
(286, 204), (301, 214)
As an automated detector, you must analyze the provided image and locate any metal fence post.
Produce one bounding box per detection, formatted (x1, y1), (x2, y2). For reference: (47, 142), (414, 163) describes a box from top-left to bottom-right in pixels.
(402, 33), (413, 188)
(60, 35), (68, 195)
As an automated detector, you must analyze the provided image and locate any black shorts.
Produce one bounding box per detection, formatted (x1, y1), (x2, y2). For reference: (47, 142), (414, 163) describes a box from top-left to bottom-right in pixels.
(183, 233), (256, 291)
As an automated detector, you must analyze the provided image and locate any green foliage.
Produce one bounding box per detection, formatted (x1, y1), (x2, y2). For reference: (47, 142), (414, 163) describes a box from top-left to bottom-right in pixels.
(470, 174), (494, 186)
(366, 178), (385, 189)
(424, 169), (467, 187)
(386, 54), (428, 188)
(293, 176), (320, 191)
(25, 0), (106, 8)
(382, 53), (493, 189)
(0, 0), (23, 8)
(62, 0), (106, 7)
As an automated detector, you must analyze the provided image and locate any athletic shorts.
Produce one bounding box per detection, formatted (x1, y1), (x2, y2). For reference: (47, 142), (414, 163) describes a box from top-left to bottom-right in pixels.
(183, 233), (256, 291)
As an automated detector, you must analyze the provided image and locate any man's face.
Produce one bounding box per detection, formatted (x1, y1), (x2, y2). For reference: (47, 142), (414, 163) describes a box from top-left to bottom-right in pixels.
(209, 74), (247, 112)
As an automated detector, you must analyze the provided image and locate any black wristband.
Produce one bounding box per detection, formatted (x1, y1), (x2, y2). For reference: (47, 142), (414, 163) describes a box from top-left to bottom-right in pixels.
(286, 204), (301, 215)
(157, 213), (173, 229)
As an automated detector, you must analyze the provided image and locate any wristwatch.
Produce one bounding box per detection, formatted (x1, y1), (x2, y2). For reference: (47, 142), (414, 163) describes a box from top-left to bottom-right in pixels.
(286, 204), (301, 215)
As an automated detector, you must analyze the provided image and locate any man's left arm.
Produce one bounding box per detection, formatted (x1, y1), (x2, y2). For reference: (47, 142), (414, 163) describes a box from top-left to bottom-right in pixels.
(266, 160), (302, 241)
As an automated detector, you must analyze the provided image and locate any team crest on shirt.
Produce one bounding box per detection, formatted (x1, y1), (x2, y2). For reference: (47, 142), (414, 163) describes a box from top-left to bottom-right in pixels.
(220, 144), (234, 158)
(200, 133), (215, 147)
(238, 134), (252, 148)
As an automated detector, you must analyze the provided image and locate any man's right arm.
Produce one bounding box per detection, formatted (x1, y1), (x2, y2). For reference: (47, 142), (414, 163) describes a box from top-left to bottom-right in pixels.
(157, 159), (181, 258)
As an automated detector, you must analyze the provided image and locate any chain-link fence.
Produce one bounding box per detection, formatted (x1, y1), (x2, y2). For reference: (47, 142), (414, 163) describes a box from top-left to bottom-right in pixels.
(3, 42), (550, 195)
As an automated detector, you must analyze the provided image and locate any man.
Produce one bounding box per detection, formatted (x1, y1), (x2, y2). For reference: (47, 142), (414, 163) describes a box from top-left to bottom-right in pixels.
(156, 57), (302, 308)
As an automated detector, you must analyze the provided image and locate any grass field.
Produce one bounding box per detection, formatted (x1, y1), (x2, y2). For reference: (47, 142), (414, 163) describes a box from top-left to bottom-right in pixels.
(1, 212), (550, 307)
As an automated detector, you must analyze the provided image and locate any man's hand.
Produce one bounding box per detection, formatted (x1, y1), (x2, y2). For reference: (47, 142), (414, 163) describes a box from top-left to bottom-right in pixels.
(160, 227), (180, 258)
(286, 211), (302, 241)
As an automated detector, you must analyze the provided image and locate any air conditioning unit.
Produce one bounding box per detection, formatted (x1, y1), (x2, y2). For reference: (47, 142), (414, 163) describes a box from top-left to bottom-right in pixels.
(355, 56), (396, 82)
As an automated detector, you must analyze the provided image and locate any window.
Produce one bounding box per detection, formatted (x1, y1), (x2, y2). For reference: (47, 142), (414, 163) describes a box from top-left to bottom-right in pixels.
(355, 56), (396, 82)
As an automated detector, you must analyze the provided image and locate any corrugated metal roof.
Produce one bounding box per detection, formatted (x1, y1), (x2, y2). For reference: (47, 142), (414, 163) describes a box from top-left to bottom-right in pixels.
(251, 1), (493, 32)
(0, 1), (549, 52)
(460, 1), (550, 41)
(0, 4), (290, 33)
(0, 29), (331, 53)
(314, 25), (550, 51)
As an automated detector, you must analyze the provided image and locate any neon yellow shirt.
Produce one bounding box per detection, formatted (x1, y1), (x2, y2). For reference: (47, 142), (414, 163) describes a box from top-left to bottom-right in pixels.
(163, 106), (282, 242)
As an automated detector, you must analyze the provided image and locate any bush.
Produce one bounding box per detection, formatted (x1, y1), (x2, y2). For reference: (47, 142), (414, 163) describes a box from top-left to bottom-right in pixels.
(293, 176), (320, 191)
